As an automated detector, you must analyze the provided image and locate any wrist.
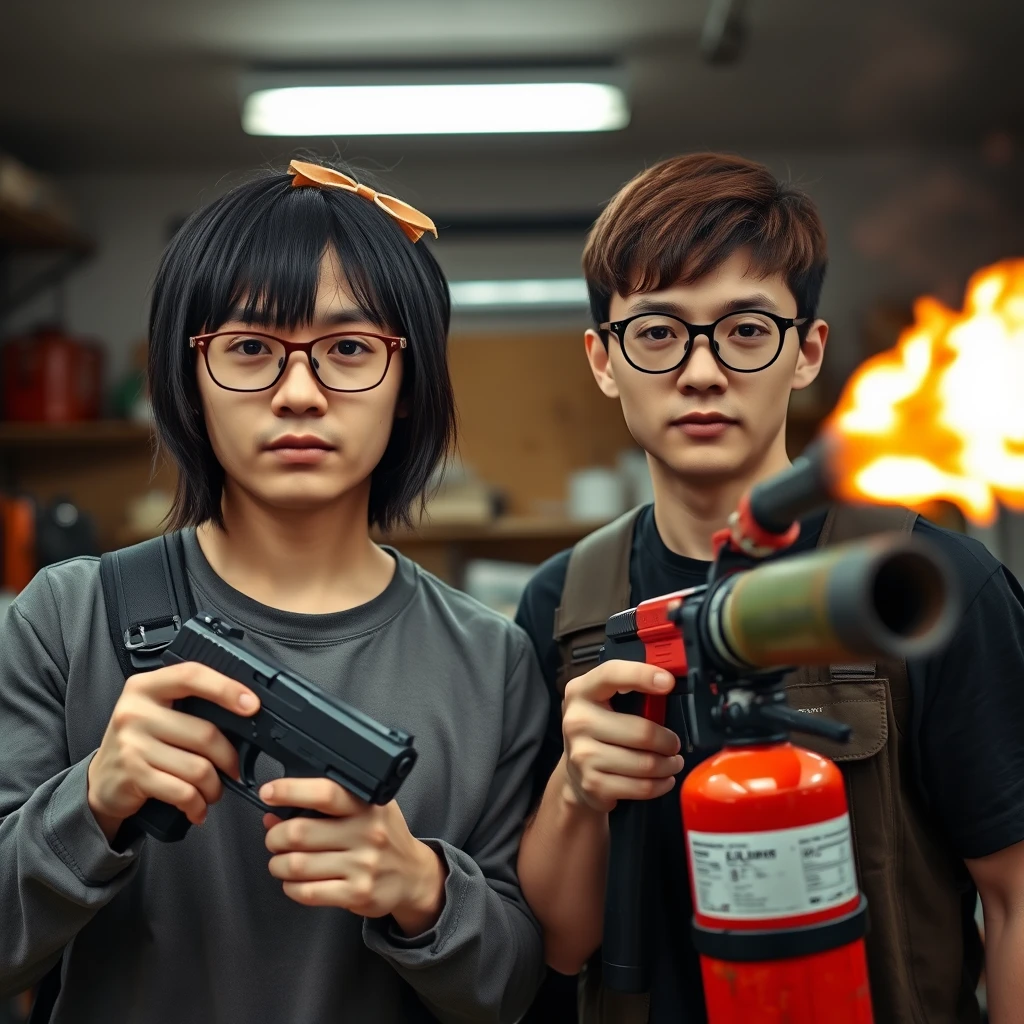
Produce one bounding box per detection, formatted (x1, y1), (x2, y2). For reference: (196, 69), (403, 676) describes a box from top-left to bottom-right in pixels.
(554, 755), (607, 818)
(86, 756), (126, 845)
(393, 840), (448, 937)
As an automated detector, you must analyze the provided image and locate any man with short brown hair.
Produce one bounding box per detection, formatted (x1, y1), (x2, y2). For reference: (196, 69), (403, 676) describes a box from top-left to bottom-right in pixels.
(517, 153), (1024, 1022)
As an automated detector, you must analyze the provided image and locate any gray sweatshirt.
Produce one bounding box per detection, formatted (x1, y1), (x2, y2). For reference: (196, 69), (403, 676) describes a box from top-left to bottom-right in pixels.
(0, 533), (548, 1023)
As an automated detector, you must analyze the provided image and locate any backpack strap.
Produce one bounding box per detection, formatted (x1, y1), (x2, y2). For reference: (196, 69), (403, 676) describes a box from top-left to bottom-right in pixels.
(30, 533), (195, 1024)
(99, 532), (195, 678)
(554, 507), (644, 697)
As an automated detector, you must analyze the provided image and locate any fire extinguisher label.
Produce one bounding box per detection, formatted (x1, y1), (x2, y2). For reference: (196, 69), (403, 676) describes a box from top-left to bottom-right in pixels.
(687, 813), (858, 920)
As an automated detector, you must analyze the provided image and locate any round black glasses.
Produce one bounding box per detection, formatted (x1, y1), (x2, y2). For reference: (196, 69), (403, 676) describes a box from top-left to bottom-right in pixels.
(599, 309), (808, 374)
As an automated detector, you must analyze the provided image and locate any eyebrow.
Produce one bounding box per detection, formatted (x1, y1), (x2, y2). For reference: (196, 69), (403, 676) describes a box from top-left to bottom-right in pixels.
(622, 293), (784, 320)
(219, 307), (375, 330)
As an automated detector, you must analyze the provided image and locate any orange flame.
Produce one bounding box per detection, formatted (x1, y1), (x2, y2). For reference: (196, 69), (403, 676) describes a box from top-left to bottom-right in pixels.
(825, 258), (1024, 525)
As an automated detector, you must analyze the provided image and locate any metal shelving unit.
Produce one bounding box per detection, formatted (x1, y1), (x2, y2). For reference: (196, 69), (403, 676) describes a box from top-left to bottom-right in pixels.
(0, 195), (93, 322)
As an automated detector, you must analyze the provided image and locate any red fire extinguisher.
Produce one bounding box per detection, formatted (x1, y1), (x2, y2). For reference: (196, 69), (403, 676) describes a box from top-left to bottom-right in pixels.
(683, 743), (872, 1023)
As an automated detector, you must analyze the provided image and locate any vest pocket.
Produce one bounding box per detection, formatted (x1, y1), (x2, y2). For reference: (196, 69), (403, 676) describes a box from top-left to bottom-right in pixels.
(785, 679), (889, 763)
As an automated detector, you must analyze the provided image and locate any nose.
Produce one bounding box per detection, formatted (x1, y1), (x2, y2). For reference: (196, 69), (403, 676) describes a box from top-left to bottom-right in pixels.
(676, 332), (728, 394)
(270, 351), (329, 415)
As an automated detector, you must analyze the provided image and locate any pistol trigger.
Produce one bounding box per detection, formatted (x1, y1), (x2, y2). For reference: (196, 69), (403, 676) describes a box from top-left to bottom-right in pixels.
(237, 741), (260, 787)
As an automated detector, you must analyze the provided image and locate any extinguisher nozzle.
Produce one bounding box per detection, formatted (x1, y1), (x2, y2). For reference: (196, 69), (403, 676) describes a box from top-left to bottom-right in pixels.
(759, 703), (853, 742)
(746, 437), (837, 534)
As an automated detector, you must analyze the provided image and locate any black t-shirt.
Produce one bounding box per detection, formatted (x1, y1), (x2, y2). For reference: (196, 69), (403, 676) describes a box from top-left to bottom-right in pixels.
(516, 504), (1024, 1023)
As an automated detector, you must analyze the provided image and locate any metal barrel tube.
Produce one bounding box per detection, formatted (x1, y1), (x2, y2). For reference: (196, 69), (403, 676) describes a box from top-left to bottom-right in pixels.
(705, 533), (961, 670)
(747, 438), (837, 534)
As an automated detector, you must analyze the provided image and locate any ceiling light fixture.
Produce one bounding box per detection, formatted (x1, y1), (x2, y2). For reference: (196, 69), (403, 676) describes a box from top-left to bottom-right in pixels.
(241, 68), (629, 136)
(448, 278), (589, 310)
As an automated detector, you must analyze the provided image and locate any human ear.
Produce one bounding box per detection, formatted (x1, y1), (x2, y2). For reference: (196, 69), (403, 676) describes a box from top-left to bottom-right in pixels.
(791, 319), (828, 391)
(584, 329), (620, 399)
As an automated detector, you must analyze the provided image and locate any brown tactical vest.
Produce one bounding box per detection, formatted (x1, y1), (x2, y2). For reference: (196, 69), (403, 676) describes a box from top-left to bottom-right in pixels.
(552, 503), (981, 1024)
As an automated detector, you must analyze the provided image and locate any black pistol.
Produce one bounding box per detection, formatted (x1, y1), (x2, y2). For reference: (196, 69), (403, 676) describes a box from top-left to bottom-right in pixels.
(129, 612), (418, 842)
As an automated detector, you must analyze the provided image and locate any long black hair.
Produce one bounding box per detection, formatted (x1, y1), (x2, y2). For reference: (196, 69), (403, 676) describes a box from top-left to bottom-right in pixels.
(148, 162), (455, 532)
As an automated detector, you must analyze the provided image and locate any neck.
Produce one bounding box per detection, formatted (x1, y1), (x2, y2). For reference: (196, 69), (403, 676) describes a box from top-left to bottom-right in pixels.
(649, 429), (793, 561)
(195, 480), (395, 614)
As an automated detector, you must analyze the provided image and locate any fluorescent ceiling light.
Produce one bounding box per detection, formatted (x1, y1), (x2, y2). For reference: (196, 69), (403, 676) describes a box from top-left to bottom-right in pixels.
(449, 278), (589, 310)
(243, 82), (629, 136)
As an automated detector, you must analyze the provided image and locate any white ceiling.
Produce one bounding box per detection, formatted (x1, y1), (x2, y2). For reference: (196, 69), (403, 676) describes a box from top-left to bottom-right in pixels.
(2, 0), (1022, 173)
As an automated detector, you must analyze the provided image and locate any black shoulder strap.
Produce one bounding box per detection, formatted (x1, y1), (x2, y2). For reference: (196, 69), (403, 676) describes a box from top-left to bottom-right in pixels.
(553, 507), (644, 695)
(99, 531), (195, 679)
(30, 533), (195, 1024)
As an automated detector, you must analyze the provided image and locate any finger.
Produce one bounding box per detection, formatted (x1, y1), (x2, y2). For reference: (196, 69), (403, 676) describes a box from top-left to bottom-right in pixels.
(143, 705), (241, 778)
(565, 702), (682, 756)
(580, 771), (677, 806)
(568, 660), (675, 705)
(139, 766), (211, 825)
(263, 813), (283, 829)
(265, 814), (365, 854)
(268, 850), (352, 882)
(127, 662), (260, 716)
(583, 742), (685, 780)
(259, 778), (366, 817)
(281, 879), (354, 909)
(144, 743), (223, 807)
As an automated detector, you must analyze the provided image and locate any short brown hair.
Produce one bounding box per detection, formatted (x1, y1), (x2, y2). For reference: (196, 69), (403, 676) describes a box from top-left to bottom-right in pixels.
(582, 152), (828, 327)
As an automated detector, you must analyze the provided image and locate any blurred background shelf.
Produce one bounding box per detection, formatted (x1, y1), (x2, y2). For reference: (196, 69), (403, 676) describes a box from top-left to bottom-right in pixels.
(380, 515), (617, 582)
(0, 420), (153, 446)
(0, 197), (92, 252)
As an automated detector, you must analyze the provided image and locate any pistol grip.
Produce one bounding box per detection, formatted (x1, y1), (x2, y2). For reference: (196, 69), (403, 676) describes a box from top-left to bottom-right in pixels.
(132, 798), (192, 843)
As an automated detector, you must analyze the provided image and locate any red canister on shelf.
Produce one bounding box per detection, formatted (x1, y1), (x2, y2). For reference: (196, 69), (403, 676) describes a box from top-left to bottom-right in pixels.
(2, 327), (104, 422)
(0, 494), (37, 592)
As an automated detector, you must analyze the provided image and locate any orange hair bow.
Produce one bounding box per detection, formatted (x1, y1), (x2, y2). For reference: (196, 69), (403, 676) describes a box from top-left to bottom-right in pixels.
(288, 160), (438, 243)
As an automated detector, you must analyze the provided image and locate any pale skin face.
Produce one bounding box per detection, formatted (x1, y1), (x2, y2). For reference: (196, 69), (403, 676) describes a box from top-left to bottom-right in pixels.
(196, 249), (405, 521)
(584, 247), (827, 495)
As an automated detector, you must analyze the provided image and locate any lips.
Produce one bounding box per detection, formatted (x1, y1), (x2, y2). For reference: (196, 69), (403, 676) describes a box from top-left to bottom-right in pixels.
(673, 412), (738, 426)
(264, 434), (335, 451)
(672, 412), (738, 439)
